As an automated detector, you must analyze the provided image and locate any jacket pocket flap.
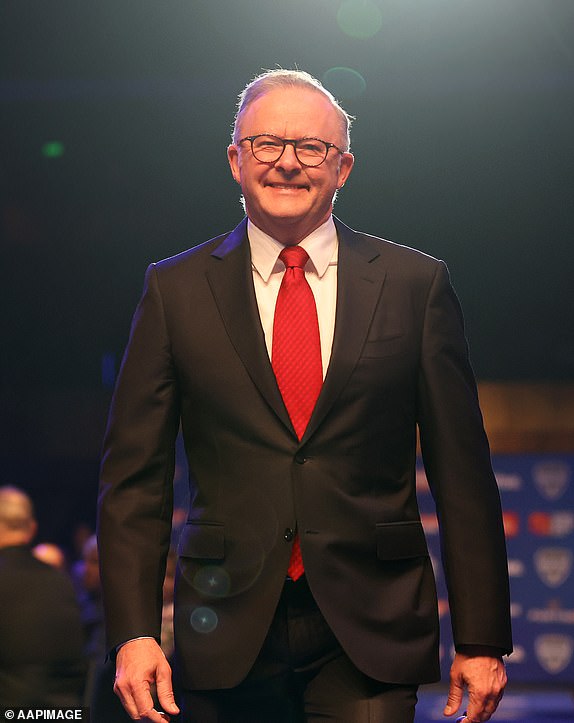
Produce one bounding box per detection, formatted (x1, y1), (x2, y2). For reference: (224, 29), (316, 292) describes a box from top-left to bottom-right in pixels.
(376, 521), (428, 560)
(178, 522), (225, 560)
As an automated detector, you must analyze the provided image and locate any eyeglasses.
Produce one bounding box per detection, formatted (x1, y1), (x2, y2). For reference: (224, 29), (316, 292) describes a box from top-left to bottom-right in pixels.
(238, 134), (345, 168)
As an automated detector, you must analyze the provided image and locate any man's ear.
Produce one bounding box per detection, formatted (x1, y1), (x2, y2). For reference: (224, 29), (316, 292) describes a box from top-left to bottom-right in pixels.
(337, 152), (355, 189)
(227, 144), (241, 184)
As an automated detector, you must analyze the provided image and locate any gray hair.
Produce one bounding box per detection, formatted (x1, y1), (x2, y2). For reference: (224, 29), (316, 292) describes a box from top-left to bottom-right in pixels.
(232, 69), (353, 151)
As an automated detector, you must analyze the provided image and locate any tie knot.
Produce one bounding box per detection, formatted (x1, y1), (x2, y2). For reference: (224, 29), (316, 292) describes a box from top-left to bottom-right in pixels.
(279, 245), (309, 270)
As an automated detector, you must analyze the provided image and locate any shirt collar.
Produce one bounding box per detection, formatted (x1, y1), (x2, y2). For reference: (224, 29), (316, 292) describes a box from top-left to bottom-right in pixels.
(248, 217), (338, 283)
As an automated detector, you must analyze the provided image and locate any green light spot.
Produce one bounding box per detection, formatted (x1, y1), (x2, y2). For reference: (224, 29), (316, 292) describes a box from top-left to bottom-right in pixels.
(42, 141), (65, 158)
(337, 0), (383, 39)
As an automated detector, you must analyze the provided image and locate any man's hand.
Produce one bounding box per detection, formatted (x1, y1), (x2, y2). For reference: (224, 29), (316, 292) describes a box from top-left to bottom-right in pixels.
(444, 650), (506, 722)
(114, 638), (180, 722)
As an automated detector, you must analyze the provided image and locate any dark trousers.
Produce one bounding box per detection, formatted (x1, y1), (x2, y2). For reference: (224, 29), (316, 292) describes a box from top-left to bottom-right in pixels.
(178, 577), (418, 722)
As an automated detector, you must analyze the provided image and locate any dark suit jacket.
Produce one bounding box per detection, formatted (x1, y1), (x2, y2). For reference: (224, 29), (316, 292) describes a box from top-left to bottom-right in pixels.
(98, 217), (512, 690)
(0, 545), (86, 705)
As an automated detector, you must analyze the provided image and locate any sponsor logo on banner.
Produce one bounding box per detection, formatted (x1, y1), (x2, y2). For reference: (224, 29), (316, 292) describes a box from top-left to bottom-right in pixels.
(494, 471), (523, 491)
(533, 460), (571, 500)
(534, 634), (574, 674)
(502, 511), (520, 537)
(534, 547), (573, 588)
(529, 511), (574, 537)
(527, 600), (574, 624)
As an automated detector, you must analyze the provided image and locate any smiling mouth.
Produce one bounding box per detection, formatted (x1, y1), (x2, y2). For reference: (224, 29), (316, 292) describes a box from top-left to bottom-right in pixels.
(266, 182), (309, 191)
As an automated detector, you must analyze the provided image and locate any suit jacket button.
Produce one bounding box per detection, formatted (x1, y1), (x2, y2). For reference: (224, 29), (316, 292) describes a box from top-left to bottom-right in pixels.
(295, 453), (307, 464)
(284, 528), (295, 541)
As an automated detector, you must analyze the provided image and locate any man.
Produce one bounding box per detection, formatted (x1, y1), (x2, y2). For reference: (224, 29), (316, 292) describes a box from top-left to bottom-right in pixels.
(98, 69), (512, 722)
(0, 486), (86, 705)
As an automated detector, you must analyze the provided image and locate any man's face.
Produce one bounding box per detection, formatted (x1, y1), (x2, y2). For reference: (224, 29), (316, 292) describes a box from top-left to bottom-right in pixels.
(227, 87), (354, 245)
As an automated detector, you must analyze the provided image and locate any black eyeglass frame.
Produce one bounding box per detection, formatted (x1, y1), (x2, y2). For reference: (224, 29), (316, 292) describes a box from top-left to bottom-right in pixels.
(238, 134), (346, 168)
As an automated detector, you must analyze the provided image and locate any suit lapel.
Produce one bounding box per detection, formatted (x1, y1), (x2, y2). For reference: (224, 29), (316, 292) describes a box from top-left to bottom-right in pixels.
(206, 219), (292, 431)
(302, 218), (386, 442)
(206, 217), (386, 443)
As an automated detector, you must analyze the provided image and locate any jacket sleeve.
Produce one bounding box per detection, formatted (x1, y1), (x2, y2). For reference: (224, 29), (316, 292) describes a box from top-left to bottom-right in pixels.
(417, 260), (512, 654)
(97, 263), (180, 653)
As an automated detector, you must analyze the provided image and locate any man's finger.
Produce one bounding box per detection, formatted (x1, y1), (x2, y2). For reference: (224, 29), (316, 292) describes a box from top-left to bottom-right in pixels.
(142, 709), (172, 722)
(114, 676), (155, 720)
(443, 676), (464, 716)
(156, 662), (180, 716)
(114, 675), (170, 722)
(466, 688), (504, 722)
(466, 668), (506, 720)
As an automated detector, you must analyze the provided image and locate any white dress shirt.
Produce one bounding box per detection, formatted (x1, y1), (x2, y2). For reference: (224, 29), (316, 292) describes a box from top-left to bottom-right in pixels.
(247, 217), (338, 379)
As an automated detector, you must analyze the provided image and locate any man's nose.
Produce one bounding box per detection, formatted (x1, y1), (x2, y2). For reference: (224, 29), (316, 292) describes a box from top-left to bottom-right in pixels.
(275, 142), (302, 172)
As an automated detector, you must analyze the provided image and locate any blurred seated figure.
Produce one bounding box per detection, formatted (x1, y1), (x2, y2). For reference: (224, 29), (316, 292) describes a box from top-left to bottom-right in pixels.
(0, 486), (86, 706)
(78, 535), (130, 722)
(33, 542), (67, 570)
(78, 536), (104, 652)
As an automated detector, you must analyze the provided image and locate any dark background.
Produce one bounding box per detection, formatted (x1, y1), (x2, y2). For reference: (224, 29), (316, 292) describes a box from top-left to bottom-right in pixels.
(1, 0), (573, 544)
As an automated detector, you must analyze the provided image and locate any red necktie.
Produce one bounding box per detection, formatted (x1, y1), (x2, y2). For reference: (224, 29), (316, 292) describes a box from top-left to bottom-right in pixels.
(272, 245), (322, 580)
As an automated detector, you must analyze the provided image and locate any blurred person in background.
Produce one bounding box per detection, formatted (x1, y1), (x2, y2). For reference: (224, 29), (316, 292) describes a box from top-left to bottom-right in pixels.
(76, 534), (105, 705)
(77, 534), (131, 721)
(0, 485), (86, 706)
(33, 541), (67, 570)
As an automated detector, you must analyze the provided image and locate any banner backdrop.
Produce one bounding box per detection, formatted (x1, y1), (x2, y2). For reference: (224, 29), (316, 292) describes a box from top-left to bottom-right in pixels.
(173, 442), (574, 683)
(417, 453), (574, 683)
